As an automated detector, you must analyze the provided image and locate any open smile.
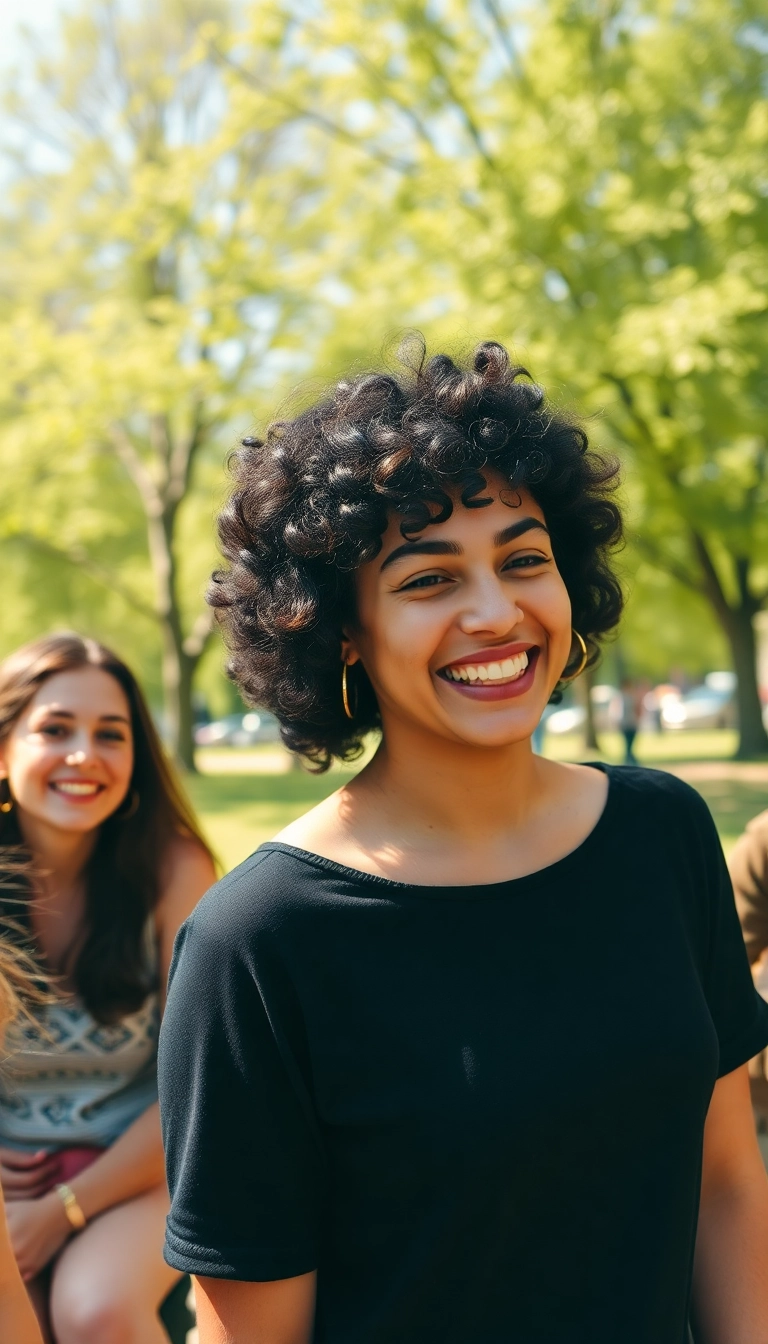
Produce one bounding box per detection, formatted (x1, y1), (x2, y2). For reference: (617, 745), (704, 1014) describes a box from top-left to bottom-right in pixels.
(49, 780), (106, 801)
(437, 645), (539, 701)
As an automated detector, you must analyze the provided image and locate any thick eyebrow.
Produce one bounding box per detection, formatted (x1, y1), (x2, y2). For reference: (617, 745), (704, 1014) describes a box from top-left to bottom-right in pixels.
(494, 518), (550, 547)
(380, 517), (549, 571)
(380, 539), (462, 572)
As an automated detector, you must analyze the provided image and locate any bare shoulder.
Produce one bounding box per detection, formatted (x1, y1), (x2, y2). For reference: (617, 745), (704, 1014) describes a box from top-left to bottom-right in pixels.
(535, 758), (610, 831)
(539, 757), (609, 803)
(156, 833), (217, 932)
(273, 785), (348, 856)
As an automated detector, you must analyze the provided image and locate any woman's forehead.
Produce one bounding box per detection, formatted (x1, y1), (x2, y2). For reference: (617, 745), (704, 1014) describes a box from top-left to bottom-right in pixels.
(377, 482), (544, 551)
(25, 667), (131, 720)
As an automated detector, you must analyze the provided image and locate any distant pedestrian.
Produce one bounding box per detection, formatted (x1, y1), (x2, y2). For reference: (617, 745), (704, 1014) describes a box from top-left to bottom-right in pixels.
(619, 676), (643, 763)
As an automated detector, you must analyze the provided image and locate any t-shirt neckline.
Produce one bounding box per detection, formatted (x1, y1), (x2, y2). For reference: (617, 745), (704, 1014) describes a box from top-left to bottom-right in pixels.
(258, 762), (619, 899)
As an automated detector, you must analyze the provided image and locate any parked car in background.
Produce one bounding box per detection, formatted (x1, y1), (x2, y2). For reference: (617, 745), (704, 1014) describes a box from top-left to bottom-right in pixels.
(544, 684), (621, 736)
(194, 710), (282, 746)
(660, 672), (737, 731)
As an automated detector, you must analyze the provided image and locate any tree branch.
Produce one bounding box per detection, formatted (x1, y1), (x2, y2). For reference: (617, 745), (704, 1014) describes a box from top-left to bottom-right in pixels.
(109, 423), (162, 516)
(208, 42), (416, 176)
(479, 0), (524, 77)
(11, 533), (158, 622)
(167, 402), (206, 508)
(690, 530), (735, 627)
(633, 535), (704, 596)
(182, 608), (216, 662)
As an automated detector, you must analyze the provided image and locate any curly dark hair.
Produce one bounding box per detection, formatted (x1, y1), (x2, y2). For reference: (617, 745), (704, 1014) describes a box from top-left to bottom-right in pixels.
(211, 339), (623, 770)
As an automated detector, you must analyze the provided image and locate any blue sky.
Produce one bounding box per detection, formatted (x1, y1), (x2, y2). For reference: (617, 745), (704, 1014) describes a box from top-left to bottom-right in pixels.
(0, 0), (68, 68)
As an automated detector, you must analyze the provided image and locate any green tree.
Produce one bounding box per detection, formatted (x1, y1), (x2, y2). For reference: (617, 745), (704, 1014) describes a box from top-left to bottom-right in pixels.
(0, 0), (317, 766)
(222, 0), (768, 754)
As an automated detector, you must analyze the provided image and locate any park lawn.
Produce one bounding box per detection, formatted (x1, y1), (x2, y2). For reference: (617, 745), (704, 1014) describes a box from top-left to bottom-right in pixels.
(186, 730), (768, 874)
(186, 758), (360, 873)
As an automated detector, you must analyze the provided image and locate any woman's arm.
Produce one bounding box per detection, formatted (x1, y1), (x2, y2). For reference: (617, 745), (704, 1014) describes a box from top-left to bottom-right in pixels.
(692, 1063), (768, 1341)
(0, 1189), (43, 1343)
(194, 1271), (316, 1344)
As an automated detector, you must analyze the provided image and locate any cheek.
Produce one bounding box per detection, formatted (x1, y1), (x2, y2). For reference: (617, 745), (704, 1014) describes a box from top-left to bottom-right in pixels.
(361, 600), (445, 678)
(538, 572), (572, 631)
(5, 745), (54, 792)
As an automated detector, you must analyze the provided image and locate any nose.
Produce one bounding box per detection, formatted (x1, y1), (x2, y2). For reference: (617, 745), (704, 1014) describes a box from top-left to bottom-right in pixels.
(64, 750), (87, 767)
(458, 570), (525, 638)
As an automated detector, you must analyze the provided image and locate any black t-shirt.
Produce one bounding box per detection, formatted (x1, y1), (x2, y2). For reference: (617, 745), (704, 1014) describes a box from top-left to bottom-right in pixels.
(159, 766), (768, 1344)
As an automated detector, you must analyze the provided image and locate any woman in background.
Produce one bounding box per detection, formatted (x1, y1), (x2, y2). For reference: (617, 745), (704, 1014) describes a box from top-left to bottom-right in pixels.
(0, 632), (215, 1343)
(0, 941), (44, 1344)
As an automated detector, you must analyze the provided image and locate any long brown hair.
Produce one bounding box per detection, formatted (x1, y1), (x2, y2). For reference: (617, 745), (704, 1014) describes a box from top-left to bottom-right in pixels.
(0, 632), (213, 1023)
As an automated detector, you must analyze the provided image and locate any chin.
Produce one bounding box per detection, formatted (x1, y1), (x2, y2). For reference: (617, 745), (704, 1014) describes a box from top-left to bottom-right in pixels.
(49, 806), (114, 832)
(453, 718), (541, 749)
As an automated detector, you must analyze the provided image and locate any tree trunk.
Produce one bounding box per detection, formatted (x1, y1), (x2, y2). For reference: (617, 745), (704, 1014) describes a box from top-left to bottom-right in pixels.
(690, 536), (768, 759)
(111, 423), (208, 772)
(146, 503), (199, 771)
(160, 620), (198, 771)
(574, 666), (598, 751)
(724, 606), (768, 759)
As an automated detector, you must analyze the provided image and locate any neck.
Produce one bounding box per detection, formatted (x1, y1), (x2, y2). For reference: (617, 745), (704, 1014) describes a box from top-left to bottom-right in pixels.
(357, 719), (543, 845)
(16, 811), (97, 897)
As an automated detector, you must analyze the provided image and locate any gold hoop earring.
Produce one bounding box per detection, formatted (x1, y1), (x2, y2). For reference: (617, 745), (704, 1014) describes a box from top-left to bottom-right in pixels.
(341, 662), (357, 720)
(0, 779), (12, 814)
(116, 788), (140, 820)
(560, 630), (588, 684)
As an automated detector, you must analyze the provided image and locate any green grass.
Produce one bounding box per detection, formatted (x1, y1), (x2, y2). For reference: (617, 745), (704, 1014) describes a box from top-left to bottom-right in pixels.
(186, 761), (359, 872)
(187, 731), (768, 874)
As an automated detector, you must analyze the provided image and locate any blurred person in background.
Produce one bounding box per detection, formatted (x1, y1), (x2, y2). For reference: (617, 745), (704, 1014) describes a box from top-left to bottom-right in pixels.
(160, 342), (768, 1344)
(0, 633), (215, 1344)
(618, 675), (644, 764)
(0, 940), (46, 1344)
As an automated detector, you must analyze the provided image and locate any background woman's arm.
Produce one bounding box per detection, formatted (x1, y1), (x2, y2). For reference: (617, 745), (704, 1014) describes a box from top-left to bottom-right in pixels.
(194, 1272), (316, 1344)
(692, 1063), (768, 1341)
(0, 1188), (42, 1343)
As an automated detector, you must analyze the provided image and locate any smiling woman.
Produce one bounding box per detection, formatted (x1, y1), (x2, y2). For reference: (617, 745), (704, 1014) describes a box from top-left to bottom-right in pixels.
(209, 338), (621, 769)
(160, 340), (768, 1344)
(0, 632), (216, 1343)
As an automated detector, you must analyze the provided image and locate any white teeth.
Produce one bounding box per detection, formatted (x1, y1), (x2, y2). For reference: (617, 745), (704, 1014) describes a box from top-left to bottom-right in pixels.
(53, 782), (99, 796)
(443, 650), (530, 685)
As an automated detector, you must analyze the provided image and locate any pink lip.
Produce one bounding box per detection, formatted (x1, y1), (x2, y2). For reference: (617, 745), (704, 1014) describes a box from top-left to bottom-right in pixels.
(440, 640), (535, 672)
(439, 648), (540, 701)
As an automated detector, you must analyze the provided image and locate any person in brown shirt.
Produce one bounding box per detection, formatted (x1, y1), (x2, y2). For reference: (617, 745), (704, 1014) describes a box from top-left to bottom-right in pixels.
(730, 810), (768, 1119)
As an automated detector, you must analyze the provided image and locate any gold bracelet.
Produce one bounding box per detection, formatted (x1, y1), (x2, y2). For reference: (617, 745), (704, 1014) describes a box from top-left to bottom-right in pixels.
(54, 1183), (86, 1232)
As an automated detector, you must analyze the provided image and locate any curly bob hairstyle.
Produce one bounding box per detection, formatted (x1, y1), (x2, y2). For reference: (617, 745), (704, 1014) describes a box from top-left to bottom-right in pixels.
(211, 339), (623, 770)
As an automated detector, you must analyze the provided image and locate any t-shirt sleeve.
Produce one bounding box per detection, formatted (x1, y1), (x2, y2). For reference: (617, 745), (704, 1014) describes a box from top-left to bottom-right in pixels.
(158, 872), (326, 1280)
(687, 790), (768, 1078)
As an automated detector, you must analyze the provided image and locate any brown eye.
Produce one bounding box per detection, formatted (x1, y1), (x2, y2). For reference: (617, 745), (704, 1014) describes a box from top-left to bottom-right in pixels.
(400, 574), (452, 591)
(504, 554), (548, 571)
